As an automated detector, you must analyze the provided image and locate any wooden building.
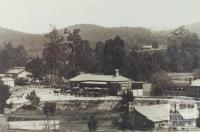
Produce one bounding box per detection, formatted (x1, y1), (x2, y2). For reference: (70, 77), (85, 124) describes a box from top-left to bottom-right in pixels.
(130, 99), (199, 130)
(131, 81), (152, 96)
(69, 69), (131, 96)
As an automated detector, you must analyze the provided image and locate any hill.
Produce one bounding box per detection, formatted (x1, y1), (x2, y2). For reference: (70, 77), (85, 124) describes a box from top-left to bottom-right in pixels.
(187, 22), (200, 37)
(65, 24), (158, 48)
(0, 27), (45, 56)
(1, 23), (200, 56)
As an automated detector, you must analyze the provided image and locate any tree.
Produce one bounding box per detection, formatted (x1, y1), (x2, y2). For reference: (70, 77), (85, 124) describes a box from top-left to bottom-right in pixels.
(151, 71), (174, 96)
(0, 42), (28, 72)
(26, 90), (40, 106)
(121, 90), (134, 104)
(42, 27), (65, 77)
(87, 115), (98, 132)
(94, 41), (105, 73)
(103, 36), (126, 74)
(25, 57), (46, 82)
(64, 29), (95, 77)
(114, 90), (134, 130)
(0, 81), (11, 113)
(43, 102), (56, 115)
(167, 26), (200, 72)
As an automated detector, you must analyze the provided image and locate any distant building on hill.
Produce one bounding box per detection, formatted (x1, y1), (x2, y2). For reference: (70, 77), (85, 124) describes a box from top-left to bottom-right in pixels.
(140, 44), (167, 52)
(69, 69), (131, 96)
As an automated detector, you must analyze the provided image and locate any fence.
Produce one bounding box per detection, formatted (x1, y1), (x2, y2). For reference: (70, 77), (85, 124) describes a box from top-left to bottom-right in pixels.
(9, 120), (59, 131)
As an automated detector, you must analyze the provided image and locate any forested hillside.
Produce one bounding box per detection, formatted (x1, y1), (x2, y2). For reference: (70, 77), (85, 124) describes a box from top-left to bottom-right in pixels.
(1, 24), (200, 56)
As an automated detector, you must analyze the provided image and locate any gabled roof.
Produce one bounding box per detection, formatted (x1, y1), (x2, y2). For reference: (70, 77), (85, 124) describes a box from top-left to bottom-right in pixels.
(69, 74), (130, 82)
(190, 79), (200, 86)
(179, 108), (199, 119)
(168, 73), (194, 79)
(135, 103), (199, 123)
(135, 104), (170, 122)
(5, 67), (25, 74)
(1, 77), (14, 81)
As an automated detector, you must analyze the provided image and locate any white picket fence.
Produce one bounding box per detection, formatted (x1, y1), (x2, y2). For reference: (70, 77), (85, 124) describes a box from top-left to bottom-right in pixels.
(9, 120), (59, 130)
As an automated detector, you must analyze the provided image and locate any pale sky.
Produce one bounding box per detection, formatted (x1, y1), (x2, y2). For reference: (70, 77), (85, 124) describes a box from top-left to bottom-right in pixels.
(0, 0), (200, 34)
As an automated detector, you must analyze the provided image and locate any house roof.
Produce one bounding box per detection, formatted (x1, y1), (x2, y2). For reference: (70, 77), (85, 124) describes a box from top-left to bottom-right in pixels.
(0, 74), (6, 77)
(168, 72), (194, 77)
(5, 67), (25, 74)
(1, 77), (14, 81)
(80, 81), (107, 85)
(69, 74), (130, 82)
(190, 79), (200, 86)
(135, 104), (170, 122)
(134, 103), (199, 123)
(179, 108), (199, 119)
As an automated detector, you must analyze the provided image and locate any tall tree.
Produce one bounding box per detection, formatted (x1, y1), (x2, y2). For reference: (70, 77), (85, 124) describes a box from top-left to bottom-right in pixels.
(103, 36), (125, 74)
(42, 27), (65, 76)
(151, 71), (174, 96)
(64, 29), (95, 78)
(0, 42), (27, 72)
(25, 57), (46, 82)
(167, 26), (200, 72)
(0, 81), (11, 113)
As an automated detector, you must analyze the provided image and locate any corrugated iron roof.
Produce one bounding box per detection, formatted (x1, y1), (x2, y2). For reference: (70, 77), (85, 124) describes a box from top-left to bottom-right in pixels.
(135, 104), (170, 122)
(69, 74), (130, 82)
(5, 68), (25, 74)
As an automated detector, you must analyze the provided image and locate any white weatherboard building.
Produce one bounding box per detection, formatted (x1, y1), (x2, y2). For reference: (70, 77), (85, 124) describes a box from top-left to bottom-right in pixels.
(69, 69), (131, 96)
(5, 67), (31, 79)
(130, 99), (199, 130)
(1, 77), (15, 87)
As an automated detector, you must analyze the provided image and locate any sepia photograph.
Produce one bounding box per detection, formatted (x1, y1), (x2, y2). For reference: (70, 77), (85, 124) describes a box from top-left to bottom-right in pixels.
(1, 0), (200, 131)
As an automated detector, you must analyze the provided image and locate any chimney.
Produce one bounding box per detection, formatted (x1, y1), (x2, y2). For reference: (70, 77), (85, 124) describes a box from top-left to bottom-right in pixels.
(80, 72), (84, 75)
(115, 69), (119, 77)
(189, 77), (193, 85)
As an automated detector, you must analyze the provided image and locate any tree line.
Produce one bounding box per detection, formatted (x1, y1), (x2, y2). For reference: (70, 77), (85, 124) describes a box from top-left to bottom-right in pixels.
(0, 26), (199, 82)
(24, 26), (200, 83)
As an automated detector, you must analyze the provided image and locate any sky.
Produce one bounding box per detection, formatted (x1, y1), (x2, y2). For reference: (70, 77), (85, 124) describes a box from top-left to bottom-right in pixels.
(0, 0), (200, 34)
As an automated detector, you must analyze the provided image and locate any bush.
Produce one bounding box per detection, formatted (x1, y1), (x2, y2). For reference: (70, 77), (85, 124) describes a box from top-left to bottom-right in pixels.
(25, 90), (40, 106)
(43, 102), (56, 115)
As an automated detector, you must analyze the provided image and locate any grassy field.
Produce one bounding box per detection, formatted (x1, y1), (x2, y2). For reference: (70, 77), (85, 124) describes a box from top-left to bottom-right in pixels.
(8, 100), (120, 132)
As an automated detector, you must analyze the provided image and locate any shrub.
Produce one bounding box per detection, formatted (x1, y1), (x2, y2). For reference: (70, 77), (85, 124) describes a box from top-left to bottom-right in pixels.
(43, 102), (56, 115)
(25, 90), (40, 106)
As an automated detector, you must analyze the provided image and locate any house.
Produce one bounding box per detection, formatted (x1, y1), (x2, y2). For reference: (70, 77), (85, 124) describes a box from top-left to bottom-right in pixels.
(185, 79), (200, 98)
(162, 73), (194, 96)
(5, 67), (31, 79)
(163, 78), (200, 98)
(130, 99), (199, 130)
(140, 45), (167, 52)
(132, 104), (170, 130)
(0, 114), (8, 131)
(69, 69), (131, 96)
(167, 72), (194, 86)
(131, 81), (152, 96)
(1, 77), (15, 87)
